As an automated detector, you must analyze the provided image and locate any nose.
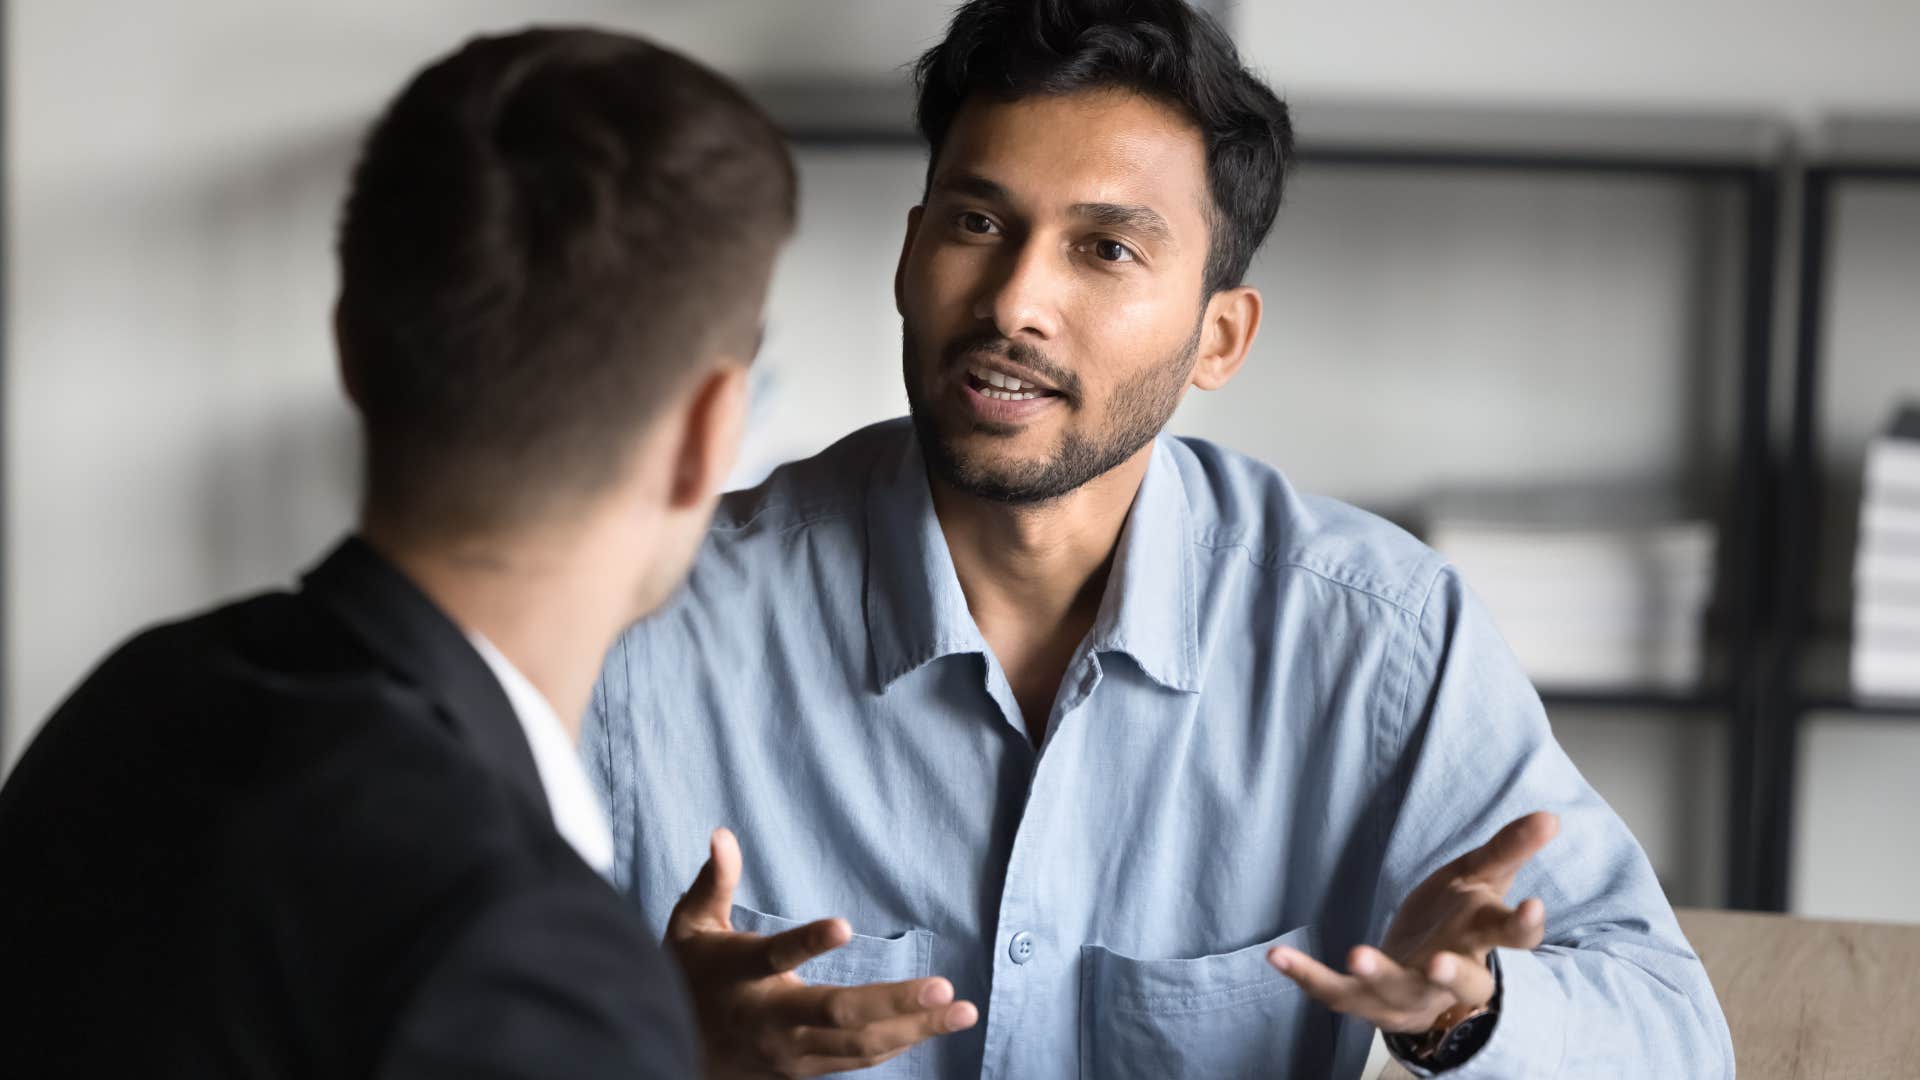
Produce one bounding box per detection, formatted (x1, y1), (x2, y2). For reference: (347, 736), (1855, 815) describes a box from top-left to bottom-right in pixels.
(972, 236), (1061, 342)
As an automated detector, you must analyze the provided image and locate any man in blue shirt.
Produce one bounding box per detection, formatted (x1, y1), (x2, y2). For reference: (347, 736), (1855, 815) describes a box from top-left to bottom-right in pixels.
(586, 0), (1735, 1075)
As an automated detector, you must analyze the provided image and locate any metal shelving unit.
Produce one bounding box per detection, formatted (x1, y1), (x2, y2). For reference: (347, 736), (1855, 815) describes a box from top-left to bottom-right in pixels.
(1761, 116), (1920, 911)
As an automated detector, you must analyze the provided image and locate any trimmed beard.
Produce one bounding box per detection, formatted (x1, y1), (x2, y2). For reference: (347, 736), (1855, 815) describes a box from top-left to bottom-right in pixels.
(903, 319), (1200, 506)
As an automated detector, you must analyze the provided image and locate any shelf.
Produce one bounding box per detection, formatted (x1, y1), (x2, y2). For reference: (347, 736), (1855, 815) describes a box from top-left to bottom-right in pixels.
(1289, 98), (1784, 176)
(1799, 694), (1920, 719)
(1539, 685), (1730, 712)
(750, 80), (1789, 177)
(1809, 114), (1920, 179)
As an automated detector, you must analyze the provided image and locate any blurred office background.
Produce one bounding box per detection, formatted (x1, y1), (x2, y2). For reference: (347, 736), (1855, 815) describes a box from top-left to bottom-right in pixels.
(4, 1), (1917, 920)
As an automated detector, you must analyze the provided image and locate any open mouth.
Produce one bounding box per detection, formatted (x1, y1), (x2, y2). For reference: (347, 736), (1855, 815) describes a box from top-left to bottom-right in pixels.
(965, 364), (1062, 402)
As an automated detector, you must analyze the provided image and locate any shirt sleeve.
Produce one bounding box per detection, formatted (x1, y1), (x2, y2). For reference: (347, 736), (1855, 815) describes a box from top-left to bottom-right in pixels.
(375, 878), (697, 1080)
(1376, 567), (1734, 1078)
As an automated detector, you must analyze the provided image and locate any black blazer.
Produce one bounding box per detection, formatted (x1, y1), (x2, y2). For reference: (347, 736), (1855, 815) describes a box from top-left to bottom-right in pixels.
(0, 538), (694, 1078)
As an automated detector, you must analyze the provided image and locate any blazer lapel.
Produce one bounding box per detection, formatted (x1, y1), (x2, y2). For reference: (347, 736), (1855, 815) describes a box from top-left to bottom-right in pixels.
(300, 537), (548, 817)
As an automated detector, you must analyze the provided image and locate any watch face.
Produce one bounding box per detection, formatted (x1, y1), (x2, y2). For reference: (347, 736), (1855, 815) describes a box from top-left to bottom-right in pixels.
(1385, 992), (1502, 1067)
(1436, 1011), (1499, 1065)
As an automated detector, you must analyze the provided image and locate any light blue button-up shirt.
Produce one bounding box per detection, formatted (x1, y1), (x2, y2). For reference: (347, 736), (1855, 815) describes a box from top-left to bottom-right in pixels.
(585, 419), (1733, 1079)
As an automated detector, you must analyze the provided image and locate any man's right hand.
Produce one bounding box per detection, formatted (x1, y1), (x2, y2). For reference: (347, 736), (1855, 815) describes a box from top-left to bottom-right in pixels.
(667, 828), (978, 1079)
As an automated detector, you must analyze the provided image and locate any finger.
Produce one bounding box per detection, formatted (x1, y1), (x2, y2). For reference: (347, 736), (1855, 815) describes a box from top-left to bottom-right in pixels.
(1272, 947), (1433, 1032)
(753, 918), (852, 979)
(1497, 897), (1548, 950)
(792, 999), (978, 1062)
(1347, 946), (1441, 1012)
(1451, 895), (1548, 960)
(1456, 811), (1560, 885)
(1423, 950), (1496, 1007)
(761, 976), (953, 1029)
(667, 827), (742, 937)
(1268, 947), (1364, 1010)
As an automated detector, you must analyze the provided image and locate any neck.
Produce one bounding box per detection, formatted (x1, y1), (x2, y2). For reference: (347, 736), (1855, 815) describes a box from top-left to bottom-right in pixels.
(931, 443), (1153, 638)
(361, 517), (640, 742)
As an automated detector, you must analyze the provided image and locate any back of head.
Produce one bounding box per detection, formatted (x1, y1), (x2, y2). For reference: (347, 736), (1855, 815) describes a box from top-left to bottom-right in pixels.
(337, 27), (796, 540)
(912, 0), (1291, 295)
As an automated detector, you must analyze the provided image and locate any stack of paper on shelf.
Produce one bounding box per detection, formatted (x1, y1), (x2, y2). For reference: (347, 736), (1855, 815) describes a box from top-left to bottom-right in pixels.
(1852, 403), (1920, 699)
(1423, 488), (1715, 690)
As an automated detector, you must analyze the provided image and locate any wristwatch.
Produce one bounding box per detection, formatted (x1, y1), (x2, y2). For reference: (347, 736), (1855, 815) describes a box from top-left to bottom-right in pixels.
(1383, 964), (1503, 1071)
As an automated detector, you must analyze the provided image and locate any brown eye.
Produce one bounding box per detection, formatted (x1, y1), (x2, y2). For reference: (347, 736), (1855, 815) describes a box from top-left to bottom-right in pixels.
(959, 212), (998, 235)
(1093, 239), (1135, 263)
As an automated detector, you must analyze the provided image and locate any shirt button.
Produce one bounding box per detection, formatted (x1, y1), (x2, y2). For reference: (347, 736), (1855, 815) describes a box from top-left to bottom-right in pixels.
(1008, 930), (1035, 965)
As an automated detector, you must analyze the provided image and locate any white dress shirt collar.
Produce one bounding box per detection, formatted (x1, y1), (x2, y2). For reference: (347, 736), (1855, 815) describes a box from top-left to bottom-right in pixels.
(465, 632), (615, 878)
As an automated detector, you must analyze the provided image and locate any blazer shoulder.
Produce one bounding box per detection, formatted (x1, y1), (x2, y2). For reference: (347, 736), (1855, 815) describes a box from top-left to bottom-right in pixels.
(59, 588), (373, 704)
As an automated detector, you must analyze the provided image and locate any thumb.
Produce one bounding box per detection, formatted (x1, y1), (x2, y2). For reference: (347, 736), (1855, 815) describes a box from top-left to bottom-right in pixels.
(668, 827), (742, 938)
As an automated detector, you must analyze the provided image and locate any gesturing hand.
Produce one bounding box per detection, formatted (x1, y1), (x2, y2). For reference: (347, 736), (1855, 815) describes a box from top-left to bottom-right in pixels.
(1266, 811), (1559, 1034)
(667, 828), (978, 1079)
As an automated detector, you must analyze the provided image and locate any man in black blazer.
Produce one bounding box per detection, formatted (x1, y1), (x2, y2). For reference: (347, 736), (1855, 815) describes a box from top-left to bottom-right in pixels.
(0, 27), (794, 1078)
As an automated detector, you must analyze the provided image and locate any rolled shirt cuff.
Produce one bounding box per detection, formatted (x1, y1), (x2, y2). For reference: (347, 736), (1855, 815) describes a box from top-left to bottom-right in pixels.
(1389, 947), (1568, 1078)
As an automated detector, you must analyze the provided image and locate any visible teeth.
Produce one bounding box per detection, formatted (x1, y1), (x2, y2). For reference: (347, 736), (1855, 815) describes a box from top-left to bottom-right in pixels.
(967, 365), (1047, 395)
(968, 365), (1048, 402)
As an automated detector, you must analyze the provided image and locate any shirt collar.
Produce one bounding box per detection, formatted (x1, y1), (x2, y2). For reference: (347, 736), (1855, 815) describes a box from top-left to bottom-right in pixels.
(864, 431), (989, 691)
(1087, 437), (1201, 693)
(465, 631), (616, 878)
(863, 428), (1200, 694)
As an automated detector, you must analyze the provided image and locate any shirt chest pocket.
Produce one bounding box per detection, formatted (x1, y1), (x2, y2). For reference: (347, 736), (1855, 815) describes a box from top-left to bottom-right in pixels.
(729, 904), (936, 1079)
(1079, 924), (1334, 1080)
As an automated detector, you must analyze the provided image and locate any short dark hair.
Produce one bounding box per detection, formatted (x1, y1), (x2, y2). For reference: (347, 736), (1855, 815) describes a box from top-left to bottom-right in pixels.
(337, 27), (796, 537)
(912, 0), (1291, 295)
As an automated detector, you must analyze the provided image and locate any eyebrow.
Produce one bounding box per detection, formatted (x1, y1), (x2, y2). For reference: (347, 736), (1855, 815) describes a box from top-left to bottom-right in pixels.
(932, 173), (1012, 204)
(1069, 202), (1175, 248)
(932, 172), (1177, 249)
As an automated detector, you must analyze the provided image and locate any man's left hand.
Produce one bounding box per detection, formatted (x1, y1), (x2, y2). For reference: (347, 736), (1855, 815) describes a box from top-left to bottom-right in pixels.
(1266, 811), (1559, 1034)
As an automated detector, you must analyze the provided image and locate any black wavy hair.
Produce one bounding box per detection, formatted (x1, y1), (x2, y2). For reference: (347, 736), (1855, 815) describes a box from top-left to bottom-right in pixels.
(912, 0), (1292, 295)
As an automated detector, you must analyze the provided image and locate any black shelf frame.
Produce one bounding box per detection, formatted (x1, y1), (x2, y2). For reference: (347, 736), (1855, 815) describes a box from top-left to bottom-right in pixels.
(764, 88), (1789, 911)
(1763, 138), (1920, 911)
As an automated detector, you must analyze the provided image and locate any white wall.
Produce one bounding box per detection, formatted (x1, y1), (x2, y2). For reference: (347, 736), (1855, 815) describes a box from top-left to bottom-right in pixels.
(1239, 0), (1920, 120)
(7, 1), (1920, 918)
(1792, 714), (1920, 920)
(733, 147), (924, 488)
(1547, 708), (1731, 905)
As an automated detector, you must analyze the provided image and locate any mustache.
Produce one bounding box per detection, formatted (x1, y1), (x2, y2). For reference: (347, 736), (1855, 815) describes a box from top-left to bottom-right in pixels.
(939, 332), (1082, 402)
